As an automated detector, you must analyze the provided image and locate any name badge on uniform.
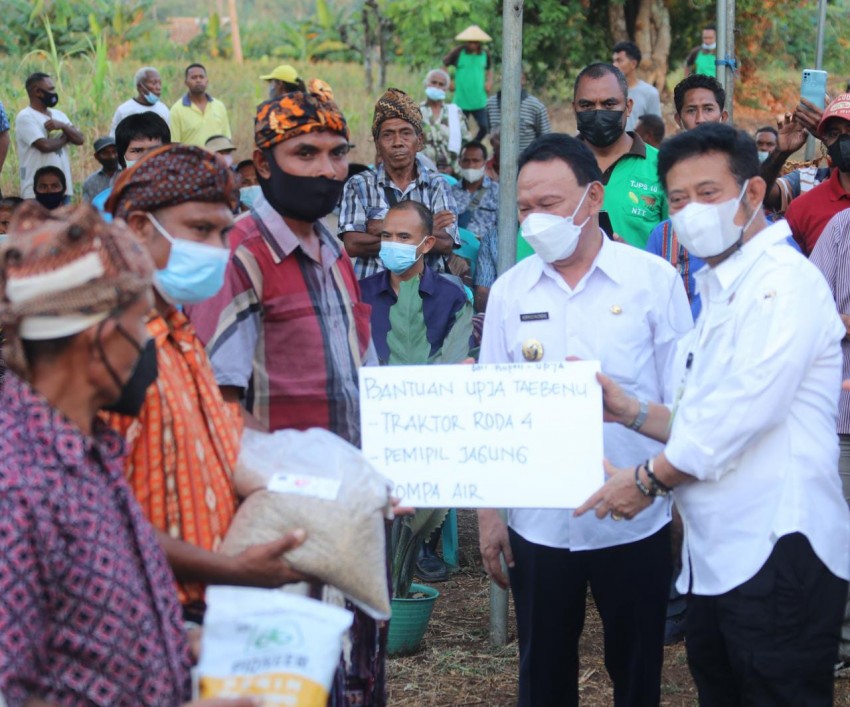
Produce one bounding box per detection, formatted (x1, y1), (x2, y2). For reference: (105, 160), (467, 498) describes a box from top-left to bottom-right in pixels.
(520, 312), (549, 322)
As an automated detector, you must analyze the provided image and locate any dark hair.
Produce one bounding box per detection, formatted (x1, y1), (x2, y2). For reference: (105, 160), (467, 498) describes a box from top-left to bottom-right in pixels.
(637, 114), (665, 144)
(236, 159), (255, 172)
(115, 112), (172, 167)
(703, 24), (716, 32)
(33, 166), (66, 193)
(25, 72), (50, 93)
(22, 334), (78, 366)
(279, 78), (307, 93)
(461, 140), (488, 161)
(573, 62), (628, 102)
(387, 200), (433, 235)
(657, 123), (759, 191)
(185, 63), (206, 78)
(518, 133), (603, 186)
(0, 196), (24, 211)
(613, 41), (642, 65)
(755, 125), (778, 139)
(673, 74), (725, 115)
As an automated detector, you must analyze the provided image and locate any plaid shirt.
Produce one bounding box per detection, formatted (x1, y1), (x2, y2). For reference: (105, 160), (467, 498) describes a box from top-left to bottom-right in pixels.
(451, 176), (499, 239)
(186, 194), (374, 445)
(338, 162), (459, 279)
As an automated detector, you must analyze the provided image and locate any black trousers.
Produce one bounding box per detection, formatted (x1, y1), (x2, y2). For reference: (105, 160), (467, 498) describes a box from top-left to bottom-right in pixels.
(686, 532), (847, 707)
(463, 107), (489, 142)
(508, 524), (672, 707)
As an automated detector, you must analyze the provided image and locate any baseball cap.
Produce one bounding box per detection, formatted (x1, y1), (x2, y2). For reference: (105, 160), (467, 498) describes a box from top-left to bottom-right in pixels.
(259, 64), (300, 84)
(93, 136), (116, 154)
(817, 93), (850, 137)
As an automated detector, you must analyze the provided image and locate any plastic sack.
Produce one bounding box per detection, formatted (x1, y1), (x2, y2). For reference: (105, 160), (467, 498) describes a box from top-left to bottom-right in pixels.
(198, 586), (353, 704)
(222, 427), (393, 619)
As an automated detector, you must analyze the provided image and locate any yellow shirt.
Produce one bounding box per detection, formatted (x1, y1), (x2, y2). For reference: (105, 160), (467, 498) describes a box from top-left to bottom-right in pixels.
(169, 93), (231, 147)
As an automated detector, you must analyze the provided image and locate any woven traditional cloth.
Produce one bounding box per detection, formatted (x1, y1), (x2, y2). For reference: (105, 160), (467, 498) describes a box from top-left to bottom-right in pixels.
(254, 90), (348, 149)
(107, 143), (235, 221)
(0, 202), (153, 373)
(371, 87), (423, 139)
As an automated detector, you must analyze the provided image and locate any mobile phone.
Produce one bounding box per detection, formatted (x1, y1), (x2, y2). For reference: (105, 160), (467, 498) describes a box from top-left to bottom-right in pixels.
(598, 210), (614, 238)
(801, 69), (828, 111)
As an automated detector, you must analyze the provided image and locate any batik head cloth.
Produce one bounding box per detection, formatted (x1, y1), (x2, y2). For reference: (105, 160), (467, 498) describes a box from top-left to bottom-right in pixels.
(254, 88), (349, 150)
(371, 87), (423, 140)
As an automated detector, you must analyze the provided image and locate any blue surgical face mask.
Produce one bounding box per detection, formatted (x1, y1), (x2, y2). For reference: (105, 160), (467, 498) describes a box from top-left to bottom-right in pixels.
(380, 238), (426, 275)
(144, 92), (159, 105)
(240, 184), (262, 208)
(425, 86), (446, 102)
(148, 213), (230, 304)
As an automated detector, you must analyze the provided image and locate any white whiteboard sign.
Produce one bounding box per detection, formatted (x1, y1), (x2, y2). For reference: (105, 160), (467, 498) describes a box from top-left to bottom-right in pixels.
(359, 361), (604, 508)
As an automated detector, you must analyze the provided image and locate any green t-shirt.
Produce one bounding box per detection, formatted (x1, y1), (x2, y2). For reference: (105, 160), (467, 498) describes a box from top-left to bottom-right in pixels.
(694, 51), (717, 78)
(454, 50), (488, 111)
(602, 141), (667, 249)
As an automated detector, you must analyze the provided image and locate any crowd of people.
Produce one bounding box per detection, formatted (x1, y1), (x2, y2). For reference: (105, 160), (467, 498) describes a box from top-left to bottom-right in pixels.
(0, 18), (849, 707)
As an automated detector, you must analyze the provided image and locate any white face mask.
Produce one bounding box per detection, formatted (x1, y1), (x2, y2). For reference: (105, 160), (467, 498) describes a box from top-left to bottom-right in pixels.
(520, 185), (592, 263)
(460, 167), (486, 183)
(757, 150), (770, 164)
(702, 42), (717, 50)
(670, 180), (756, 259)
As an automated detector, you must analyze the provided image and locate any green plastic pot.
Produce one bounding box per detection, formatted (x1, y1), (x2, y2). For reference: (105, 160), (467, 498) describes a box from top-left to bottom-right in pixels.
(387, 583), (440, 656)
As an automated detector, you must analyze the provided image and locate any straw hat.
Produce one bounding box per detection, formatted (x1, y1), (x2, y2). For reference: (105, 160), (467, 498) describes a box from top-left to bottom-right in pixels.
(455, 25), (492, 43)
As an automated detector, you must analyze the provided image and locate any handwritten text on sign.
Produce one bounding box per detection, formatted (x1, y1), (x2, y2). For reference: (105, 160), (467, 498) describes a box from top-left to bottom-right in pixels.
(359, 361), (604, 508)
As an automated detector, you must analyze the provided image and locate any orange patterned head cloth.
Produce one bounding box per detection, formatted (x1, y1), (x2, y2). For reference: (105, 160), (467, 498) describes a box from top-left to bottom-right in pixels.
(254, 88), (349, 150)
(0, 202), (153, 374)
(371, 87), (423, 140)
(107, 143), (236, 221)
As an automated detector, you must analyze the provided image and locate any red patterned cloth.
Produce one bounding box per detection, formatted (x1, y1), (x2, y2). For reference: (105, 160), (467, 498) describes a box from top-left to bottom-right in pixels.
(0, 373), (191, 706)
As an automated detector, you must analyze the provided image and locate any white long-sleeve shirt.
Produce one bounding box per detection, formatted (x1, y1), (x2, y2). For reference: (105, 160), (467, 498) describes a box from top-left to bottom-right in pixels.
(666, 220), (850, 595)
(480, 234), (693, 550)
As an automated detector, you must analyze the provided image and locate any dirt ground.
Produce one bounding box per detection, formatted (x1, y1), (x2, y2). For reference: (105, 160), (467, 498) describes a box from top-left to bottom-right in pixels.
(386, 510), (850, 706)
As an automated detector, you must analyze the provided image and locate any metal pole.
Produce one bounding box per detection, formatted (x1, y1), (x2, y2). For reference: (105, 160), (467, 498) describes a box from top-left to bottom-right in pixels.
(495, 0), (523, 277)
(716, 0), (727, 97)
(489, 0), (523, 649)
(806, 0), (829, 160)
(725, 0), (735, 122)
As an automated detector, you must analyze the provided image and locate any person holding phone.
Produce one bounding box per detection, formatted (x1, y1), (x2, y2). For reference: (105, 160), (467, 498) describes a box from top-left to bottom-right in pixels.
(784, 93), (850, 255)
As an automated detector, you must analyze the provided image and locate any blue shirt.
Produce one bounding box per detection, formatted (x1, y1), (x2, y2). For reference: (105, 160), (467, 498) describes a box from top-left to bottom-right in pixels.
(360, 265), (467, 364)
(646, 219), (704, 321)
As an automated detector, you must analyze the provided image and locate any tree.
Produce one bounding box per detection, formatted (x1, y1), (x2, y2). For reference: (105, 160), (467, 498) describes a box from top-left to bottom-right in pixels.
(608, 0), (672, 93)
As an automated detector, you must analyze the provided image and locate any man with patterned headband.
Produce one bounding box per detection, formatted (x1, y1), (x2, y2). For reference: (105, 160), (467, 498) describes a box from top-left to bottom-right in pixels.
(0, 203), (193, 704)
(187, 86), (384, 706)
(339, 87), (459, 279)
(103, 144), (306, 625)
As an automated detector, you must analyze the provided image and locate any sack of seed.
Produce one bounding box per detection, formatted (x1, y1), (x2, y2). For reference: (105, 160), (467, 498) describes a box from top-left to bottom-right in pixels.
(223, 428), (393, 619)
(198, 586), (353, 704)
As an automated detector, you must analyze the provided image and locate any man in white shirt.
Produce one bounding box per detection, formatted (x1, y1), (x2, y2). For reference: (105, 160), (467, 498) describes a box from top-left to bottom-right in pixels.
(15, 72), (83, 199)
(478, 133), (692, 707)
(109, 66), (170, 137)
(578, 122), (850, 706)
(612, 41), (661, 132)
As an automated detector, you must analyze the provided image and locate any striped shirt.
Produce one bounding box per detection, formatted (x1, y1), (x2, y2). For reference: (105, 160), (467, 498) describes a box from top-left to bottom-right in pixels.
(810, 207), (850, 433)
(186, 193), (373, 445)
(338, 163), (459, 279)
(486, 91), (552, 151)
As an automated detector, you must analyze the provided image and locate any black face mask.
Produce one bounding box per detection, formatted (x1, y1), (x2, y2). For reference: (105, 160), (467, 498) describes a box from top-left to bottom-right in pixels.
(39, 90), (59, 108)
(98, 323), (159, 417)
(34, 191), (65, 210)
(100, 158), (120, 173)
(258, 150), (345, 222)
(828, 134), (850, 173)
(576, 110), (626, 148)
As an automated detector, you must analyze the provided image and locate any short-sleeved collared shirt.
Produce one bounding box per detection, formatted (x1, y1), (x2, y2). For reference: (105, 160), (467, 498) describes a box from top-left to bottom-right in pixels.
(785, 168), (850, 255)
(451, 175), (500, 239)
(595, 132), (667, 249)
(103, 308), (241, 606)
(82, 167), (120, 203)
(0, 102), (9, 133)
(665, 222), (850, 595)
(0, 374), (191, 706)
(486, 92), (552, 151)
(420, 101), (470, 174)
(338, 163), (460, 279)
(360, 266), (468, 364)
(169, 93), (231, 147)
(480, 235), (693, 550)
(186, 193), (373, 445)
